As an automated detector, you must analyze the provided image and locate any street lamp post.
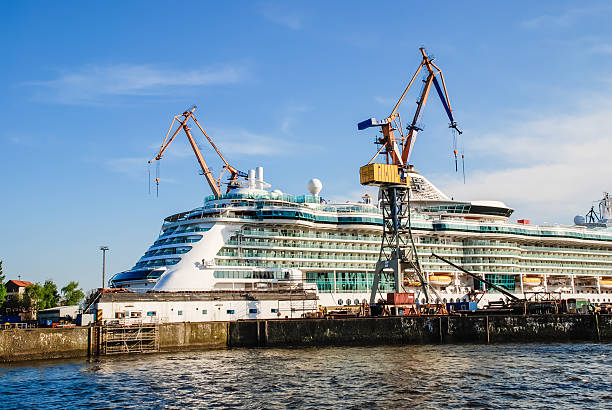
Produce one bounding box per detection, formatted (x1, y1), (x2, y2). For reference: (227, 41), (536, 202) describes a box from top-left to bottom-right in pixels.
(100, 246), (109, 289)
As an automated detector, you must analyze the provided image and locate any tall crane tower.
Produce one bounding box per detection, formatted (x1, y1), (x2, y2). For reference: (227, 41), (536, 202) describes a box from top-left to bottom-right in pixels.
(358, 47), (461, 307)
(149, 106), (247, 196)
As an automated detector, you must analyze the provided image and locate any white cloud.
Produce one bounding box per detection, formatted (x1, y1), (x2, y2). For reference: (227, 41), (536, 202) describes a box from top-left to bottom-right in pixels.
(106, 156), (149, 179)
(522, 5), (610, 29)
(278, 102), (309, 134)
(259, 3), (303, 30)
(374, 96), (396, 106)
(589, 43), (612, 55)
(433, 96), (612, 224)
(23, 64), (247, 104)
(106, 156), (179, 184)
(211, 128), (316, 157)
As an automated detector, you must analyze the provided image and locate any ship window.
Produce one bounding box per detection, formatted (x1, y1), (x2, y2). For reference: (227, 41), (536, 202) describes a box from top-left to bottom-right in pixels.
(202, 309), (207, 314)
(249, 308), (258, 314)
(338, 299), (343, 305)
(271, 308), (279, 313)
(115, 312), (126, 319)
(354, 299), (360, 305)
(130, 312), (142, 318)
(227, 309), (235, 314)
(178, 310), (183, 316)
(147, 311), (156, 317)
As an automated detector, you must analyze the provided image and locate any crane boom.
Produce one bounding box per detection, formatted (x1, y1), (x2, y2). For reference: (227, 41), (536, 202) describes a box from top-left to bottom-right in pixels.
(149, 106), (245, 196)
(358, 47), (461, 167)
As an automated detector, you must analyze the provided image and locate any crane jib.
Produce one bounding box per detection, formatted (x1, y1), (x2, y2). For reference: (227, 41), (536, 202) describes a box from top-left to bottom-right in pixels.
(432, 76), (454, 123)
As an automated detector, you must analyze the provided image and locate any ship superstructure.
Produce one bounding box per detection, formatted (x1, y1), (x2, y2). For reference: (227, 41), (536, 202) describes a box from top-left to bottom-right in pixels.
(106, 167), (612, 322)
(100, 48), (612, 323)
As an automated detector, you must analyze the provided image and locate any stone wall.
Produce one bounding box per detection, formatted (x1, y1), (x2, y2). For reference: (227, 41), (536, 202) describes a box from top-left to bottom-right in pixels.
(0, 328), (89, 362)
(159, 321), (228, 351)
(0, 314), (609, 362)
(228, 314), (611, 347)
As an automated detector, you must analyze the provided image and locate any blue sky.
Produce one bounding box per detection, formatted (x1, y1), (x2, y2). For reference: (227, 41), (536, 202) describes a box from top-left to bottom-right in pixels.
(2, 1), (612, 290)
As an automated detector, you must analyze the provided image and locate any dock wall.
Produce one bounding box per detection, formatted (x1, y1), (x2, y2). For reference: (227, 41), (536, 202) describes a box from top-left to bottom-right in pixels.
(0, 328), (89, 362)
(228, 314), (612, 347)
(159, 321), (228, 351)
(0, 315), (610, 362)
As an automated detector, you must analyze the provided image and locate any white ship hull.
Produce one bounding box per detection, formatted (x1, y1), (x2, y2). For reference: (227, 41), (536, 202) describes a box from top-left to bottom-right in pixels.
(100, 170), (612, 323)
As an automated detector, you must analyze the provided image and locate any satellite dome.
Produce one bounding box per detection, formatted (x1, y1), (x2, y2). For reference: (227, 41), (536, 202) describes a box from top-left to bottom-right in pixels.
(307, 178), (322, 196)
(272, 189), (283, 195)
(574, 215), (586, 225)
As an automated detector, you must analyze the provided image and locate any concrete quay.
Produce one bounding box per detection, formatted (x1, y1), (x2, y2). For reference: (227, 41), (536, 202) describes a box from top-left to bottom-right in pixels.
(0, 314), (610, 362)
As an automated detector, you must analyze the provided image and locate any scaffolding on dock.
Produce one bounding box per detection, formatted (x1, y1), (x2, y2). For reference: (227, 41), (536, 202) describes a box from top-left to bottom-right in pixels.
(99, 324), (160, 355)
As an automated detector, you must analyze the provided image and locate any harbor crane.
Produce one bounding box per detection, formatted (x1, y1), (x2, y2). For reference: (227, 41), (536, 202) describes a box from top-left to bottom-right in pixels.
(358, 47), (461, 308)
(149, 106), (247, 196)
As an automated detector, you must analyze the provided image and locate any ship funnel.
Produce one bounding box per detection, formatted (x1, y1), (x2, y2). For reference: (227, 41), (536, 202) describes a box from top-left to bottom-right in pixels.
(248, 169), (256, 189)
(256, 167), (264, 190)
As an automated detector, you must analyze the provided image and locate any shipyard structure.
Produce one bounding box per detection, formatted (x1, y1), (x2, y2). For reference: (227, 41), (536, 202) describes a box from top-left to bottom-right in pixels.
(90, 49), (612, 324)
(90, 166), (612, 323)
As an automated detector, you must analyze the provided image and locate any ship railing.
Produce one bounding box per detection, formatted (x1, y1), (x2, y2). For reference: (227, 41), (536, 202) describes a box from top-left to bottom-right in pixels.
(239, 230), (379, 241)
(0, 322), (33, 330)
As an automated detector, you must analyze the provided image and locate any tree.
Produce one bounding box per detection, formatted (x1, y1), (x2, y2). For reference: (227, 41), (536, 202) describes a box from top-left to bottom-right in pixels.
(61, 281), (85, 306)
(24, 283), (45, 310)
(0, 261), (6, 306)
(42, 280), (60, 308)
(24, 280), (60, 311)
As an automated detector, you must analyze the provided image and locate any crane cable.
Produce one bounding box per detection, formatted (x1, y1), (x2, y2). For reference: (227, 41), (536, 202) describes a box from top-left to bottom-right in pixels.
(452, 128), (458, 172)
(147, 163), (151, 195)
(451, 127), (466, 183)
(155, 162), (160, 198)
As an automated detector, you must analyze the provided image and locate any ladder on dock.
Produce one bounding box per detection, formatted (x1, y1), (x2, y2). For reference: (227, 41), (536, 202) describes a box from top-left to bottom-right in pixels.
(99, 324), (160, 355)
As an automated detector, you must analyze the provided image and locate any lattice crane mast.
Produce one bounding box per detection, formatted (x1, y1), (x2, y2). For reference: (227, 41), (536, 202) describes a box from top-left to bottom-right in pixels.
(358, 47), (461, 309)
(149, 106), (247, 196)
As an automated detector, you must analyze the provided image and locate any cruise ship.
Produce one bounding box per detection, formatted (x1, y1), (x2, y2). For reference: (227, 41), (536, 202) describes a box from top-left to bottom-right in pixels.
(103, 166), (612, 322)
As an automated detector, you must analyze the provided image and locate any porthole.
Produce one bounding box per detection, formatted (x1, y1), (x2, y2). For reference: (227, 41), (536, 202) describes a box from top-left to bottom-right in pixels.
(338, 299), (343, 305)
(354, 299), (360, 305)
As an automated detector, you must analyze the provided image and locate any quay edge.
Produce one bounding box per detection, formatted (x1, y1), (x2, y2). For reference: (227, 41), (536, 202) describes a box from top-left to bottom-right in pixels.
(0, 314), (610, 362)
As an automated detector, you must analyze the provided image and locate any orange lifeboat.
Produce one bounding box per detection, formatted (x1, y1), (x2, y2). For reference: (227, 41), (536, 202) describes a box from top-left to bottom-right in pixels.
(522, 276), (541, 286)
(429, 274), (452, 287)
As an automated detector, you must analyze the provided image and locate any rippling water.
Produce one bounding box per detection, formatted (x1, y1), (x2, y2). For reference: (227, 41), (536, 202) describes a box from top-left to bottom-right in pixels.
(1, 343), (610, 409)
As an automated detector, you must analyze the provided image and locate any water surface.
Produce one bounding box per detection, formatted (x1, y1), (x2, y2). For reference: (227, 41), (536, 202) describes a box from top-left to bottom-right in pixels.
(1, 343), (610, 409)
